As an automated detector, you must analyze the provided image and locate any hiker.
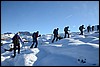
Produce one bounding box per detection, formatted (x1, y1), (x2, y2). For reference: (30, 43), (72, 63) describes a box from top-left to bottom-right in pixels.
(12, 32), (24, 57)
(64, 26), (70, 38)
(52, 28), (59, 43)
(79, 25), (85, 35)
(97, 25), (99, 32)
(87, 25), (91, 33)
(92, 26), (94, 31)
(30, 31), (41, 48)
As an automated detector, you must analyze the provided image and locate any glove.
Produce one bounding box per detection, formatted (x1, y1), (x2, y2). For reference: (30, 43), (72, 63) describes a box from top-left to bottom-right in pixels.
(39, 35), (41, 37)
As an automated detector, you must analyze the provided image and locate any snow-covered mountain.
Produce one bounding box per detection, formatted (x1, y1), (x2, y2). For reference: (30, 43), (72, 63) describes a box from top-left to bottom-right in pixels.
(1, 28), (99, 66)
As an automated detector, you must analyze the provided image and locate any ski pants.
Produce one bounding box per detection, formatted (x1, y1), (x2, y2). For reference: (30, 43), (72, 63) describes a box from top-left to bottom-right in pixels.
(64, 31), (69, 38)
(14, 43), (20, 56)
(80, 30), (83, 35)
(31, 39), (38, 48)
(52, 35), (59, 43)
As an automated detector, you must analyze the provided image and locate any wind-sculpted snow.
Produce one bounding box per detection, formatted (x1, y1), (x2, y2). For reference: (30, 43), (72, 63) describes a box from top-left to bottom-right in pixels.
(1, 31), (99, 66)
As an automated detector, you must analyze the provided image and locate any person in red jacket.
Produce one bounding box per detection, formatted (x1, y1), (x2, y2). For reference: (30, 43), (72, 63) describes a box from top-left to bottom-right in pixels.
(30, 31), (41, 48)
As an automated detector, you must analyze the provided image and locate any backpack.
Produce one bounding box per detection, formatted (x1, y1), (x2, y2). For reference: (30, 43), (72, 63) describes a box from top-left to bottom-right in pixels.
(53, 29), (56, 34)
(64, 27), (68, 31)
(12, 34), (19, 44)
(32, 32), (36, 38)
(79, 26), (82, 30)
(32, 32), (38, 38)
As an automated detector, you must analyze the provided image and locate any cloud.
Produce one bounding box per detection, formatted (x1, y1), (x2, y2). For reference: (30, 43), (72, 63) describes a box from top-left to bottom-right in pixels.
(66, 15), (72, 19)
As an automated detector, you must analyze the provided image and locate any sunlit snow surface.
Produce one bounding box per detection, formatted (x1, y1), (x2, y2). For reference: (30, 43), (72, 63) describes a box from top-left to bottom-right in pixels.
(1, 32), (99, 66)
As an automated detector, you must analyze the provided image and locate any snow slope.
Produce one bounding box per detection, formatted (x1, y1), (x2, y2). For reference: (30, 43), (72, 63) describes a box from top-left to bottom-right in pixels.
(1, 31), (99, 66)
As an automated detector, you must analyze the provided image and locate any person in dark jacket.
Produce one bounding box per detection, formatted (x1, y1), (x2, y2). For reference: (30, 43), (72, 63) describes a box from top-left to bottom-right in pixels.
(64, 26), (70, 38)
(92, 26), (94, 31)
(97, 25), (99, 32)
(12, 32), (24, 57)
(79, 25), (85, 35)
(52, 28), (59, 43)
(87, 25), (91, 33)
(30, 31), (41, 48)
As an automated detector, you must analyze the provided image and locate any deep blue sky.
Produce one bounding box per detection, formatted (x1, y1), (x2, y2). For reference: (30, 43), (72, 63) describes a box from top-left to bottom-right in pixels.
(1, 1), (99, 35)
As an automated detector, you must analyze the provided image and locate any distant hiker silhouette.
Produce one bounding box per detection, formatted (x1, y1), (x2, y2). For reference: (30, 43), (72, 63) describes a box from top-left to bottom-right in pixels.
(30, 31), (41, 48)
(64, 26), (70, 38)
(79, 25), (85, 35)
(87, 25), (91, 33)
(92, 26), (94, 31)
(12, 32), (24, 57)
(52, 28), (59, 43)
(97, 25), (99, 32)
